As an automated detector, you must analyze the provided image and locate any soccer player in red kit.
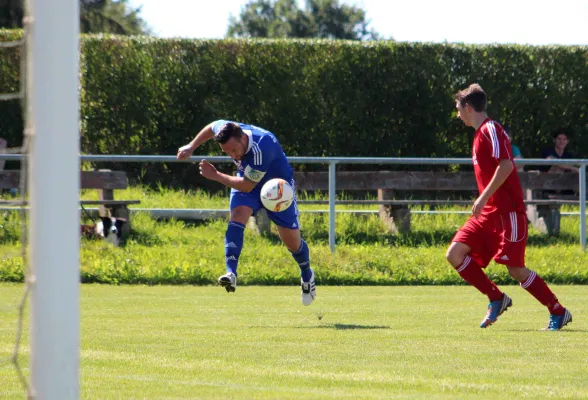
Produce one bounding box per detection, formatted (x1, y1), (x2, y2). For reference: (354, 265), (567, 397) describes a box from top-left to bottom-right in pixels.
(446, 84), (572, 330)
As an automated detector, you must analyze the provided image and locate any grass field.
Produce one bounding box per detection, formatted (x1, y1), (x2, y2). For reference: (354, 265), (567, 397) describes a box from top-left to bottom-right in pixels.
(1, 284), (587, 399)
(0, 185), (586, 398)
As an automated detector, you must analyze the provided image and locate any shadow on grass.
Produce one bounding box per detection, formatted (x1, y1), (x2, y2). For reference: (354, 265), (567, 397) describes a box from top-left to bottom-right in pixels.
(527, 232), (579, 246)
(81, 214), (580, 248)
(505, 328), (587, 333)
(301, 323), (391, 330)
(126, 218), (221, 247)
(125, 229), (165, 246)
(282, 229), (579, 247)
(296, 229), (460, 247)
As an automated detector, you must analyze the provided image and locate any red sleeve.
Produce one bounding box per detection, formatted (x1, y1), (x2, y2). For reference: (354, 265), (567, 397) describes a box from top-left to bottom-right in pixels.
(480, 121), (512, 161)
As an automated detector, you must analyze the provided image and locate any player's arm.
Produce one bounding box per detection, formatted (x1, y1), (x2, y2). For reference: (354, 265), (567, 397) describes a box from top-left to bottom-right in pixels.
(472, 127), (515, 217)
(472, 160), (514, 217)
(177, 121), (218, 160)
(479, 159), (514, 202)
(199, 136), (274, 193)
(200, 164), (258, 192)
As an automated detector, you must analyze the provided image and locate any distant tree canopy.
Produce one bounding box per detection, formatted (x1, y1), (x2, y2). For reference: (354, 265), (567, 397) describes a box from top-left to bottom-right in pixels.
(0, 0), (150, 35)
(80, 0), (150, 35)
(227, 0), (381, 40)
(0, 0), (24, 29)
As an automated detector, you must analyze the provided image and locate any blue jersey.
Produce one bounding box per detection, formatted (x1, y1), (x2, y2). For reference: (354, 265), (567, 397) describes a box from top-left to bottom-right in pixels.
(211, 120), (293, 194)
(211, 120), (300, 228)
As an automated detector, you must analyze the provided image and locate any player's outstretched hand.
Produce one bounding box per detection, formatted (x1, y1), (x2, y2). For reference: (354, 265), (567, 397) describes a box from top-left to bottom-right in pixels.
(177, 144), (194, 161)
(199, 160), (218, 180)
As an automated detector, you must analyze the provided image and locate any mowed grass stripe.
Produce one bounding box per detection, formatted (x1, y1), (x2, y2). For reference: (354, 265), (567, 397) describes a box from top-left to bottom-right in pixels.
(1, 284), (587, 399)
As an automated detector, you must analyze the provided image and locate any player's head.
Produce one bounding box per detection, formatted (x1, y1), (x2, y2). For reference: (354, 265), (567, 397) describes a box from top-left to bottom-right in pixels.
(552, 129), (570, 151)
(214, 122), (248, 160)
(455, 84), (487, 127)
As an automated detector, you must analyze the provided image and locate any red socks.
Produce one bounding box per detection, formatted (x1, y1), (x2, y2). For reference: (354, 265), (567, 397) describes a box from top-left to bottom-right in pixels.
(521, 270), (565, 315)
(455, 255), (502, 301)
(455, 256), (565, 315)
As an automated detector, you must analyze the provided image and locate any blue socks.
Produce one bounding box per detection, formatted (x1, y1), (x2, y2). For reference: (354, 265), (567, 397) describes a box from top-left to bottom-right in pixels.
(291, 239), (312, 282)
(225, 221), (245, 276)
(225, 222), (311, 282)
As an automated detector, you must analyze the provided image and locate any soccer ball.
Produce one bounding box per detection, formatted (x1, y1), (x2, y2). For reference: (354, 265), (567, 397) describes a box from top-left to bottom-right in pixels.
(260, 178), (294, 212)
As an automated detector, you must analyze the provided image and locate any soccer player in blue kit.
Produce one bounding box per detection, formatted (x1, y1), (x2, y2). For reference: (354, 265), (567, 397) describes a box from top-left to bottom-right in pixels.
(177, 120), (316, 305)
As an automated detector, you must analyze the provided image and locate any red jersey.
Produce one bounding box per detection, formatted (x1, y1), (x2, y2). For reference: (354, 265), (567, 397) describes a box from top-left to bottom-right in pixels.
(472, 119), (525, 215)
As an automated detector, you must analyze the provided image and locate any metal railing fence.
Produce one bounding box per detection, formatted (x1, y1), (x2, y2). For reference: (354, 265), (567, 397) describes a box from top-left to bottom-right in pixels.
(1, 154), (586, 252)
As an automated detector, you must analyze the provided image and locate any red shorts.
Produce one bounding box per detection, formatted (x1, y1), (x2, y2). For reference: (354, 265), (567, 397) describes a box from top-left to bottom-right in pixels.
(452, 211), (528, 267)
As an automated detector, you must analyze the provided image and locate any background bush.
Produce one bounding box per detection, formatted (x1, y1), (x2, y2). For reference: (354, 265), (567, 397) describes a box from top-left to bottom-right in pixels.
(1, 30), (587, 184)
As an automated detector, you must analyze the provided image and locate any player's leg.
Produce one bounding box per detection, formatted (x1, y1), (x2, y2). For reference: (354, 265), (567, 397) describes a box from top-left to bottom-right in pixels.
(496, 212), (571, 330)
(276, 226), (311, 278)
(268, 200), (315, 306)
(446, 220), (503, 302)
(508, 265), (561, 313)
(218, 192), (256, 293)
(506, 265), (572, 330)
(276, 226), (315, 306)
(447, 217), (511, 328)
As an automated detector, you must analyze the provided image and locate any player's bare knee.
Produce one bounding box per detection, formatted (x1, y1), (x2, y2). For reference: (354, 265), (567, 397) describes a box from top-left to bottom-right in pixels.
(230, 206), (253, 225)
(507, 266), (531, 283)
(446, 242), (469, 268)
(446, 252), (463, 268)
(445, 248), (453, 264)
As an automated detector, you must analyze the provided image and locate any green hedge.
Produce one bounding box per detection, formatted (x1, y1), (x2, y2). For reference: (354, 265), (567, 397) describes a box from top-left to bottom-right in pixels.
(0, 29), (23, 162)
(1, 30), (587, 175)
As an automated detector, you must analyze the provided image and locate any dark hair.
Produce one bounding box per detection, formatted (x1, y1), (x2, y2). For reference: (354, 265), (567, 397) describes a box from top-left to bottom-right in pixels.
(214, 122), (244, 144)
(455, 83), (487, 112)
(552, 129), (571, 140)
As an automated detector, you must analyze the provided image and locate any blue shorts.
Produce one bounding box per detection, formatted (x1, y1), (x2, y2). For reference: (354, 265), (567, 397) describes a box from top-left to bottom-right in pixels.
(230, 180), (300, 229)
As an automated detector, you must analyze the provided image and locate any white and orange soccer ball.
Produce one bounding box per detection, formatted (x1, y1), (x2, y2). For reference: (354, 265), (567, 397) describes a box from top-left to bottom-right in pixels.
(260, 178), (294, 212)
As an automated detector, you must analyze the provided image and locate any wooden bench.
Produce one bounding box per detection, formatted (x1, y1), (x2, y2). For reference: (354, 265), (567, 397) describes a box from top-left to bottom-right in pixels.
(0, 170), (140, 238)
(291, 170), (585, 236)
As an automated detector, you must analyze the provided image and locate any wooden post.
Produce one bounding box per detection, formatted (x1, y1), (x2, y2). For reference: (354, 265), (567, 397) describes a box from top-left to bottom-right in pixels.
(525, 188), (543, 232)
(96, 169), (131, 239)
(538, 205), (561, 236)
(97, 169), (115, 217)
(526, 188), (560, 236)
(377, 189), (411, 234)
(98, 188), (114, 217)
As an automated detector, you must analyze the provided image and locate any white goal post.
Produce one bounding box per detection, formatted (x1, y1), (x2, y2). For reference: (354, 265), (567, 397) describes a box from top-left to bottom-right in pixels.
(28, 0), (80, 398)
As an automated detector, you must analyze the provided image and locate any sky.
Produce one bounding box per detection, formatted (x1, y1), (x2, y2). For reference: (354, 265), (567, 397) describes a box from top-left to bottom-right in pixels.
(127, 0), (588, 45)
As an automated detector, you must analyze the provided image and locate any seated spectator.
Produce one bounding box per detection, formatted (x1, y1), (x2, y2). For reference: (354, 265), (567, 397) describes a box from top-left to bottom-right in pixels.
(539, 130), (579, 173)
(503, 125), (524, 172)
(540, 130), (578, 197)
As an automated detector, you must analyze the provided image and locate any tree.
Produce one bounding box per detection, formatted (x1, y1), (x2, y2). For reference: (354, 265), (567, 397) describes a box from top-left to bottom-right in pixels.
(0, 0), (24, 29)
(227, 0), (381, 40)
(0, 0), (150, 35)
(80, 0), (150, 35)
